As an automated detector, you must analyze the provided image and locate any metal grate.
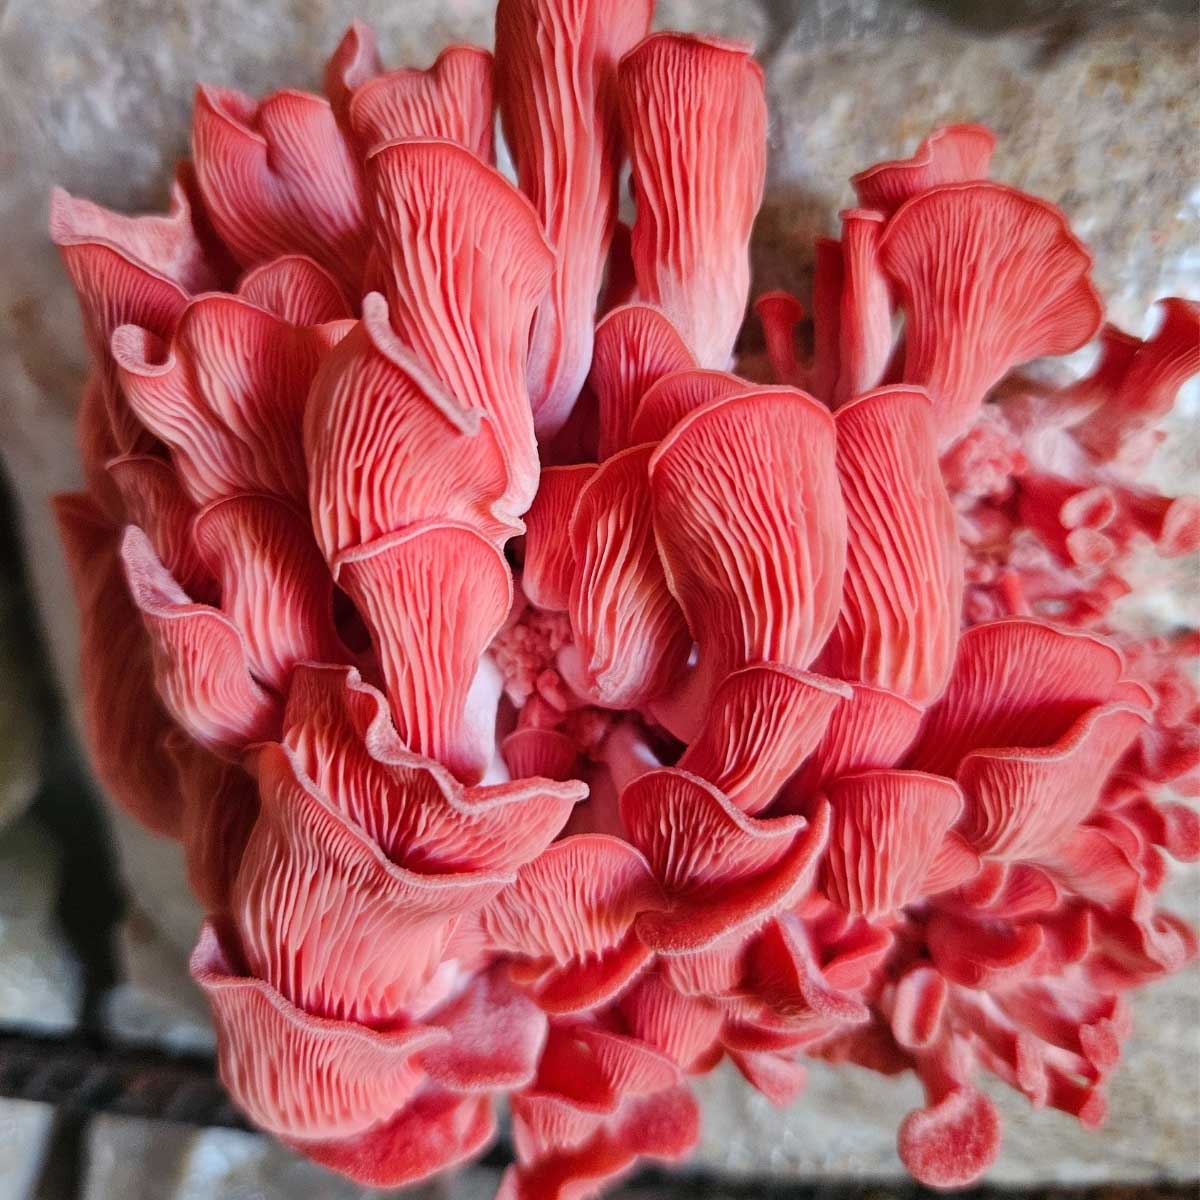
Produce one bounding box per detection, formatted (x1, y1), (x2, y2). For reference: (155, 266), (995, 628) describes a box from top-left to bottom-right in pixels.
(2, 1026), (1197, 1200)
(0, 1027), (244, 1130)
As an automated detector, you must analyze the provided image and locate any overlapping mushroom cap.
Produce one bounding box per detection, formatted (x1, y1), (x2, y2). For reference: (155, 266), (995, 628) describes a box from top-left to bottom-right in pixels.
(51, 0), (1196, 1195)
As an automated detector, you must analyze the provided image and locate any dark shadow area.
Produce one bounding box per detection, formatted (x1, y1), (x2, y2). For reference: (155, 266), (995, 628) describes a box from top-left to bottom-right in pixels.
(911, 0), (1196, 35)
(0, 465), (127, 1200)
(0, 466), (126, 1036)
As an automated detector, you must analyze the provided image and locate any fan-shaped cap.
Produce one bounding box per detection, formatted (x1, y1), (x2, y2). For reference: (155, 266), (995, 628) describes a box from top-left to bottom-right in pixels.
(113, 292), (331, 506)
(510, 1088), (610, 1163)
(334, 521), (512, 783)
(740, 915), (872, 1031)
(50, 188), (191, 455)
(322, 20), (383, 122)
(282, 663), (583, 871)
(629, 368), (751, 445)
(589, 303), (696, 458)
(648, 387), (846, 736)
(106, 454), (213, 602)
(288, 1087), (496, 1189)
(952, 860), (1060, 918)
(511, 1020), (683, 1166)
(304, 294), (518, 560)
(521, 464), (596, 612)
(120, 526), (279, 753)
(500, 1083), (699, 1200)
(1075, 298), (1200, 462)
(821, 385), (963, 704)
(879, 182), (1103, 445)
(420, 967), (548, 1092)
(784, 681), (925, 806)
(50, 181), (217, 296)
(621, 768), (831, 952)
(657, 931), (747, 1000)
(1119, 796), (1200, 865)
(852, 123), (996, 215)
(1038, 824), (1145, 915)
(618, 972), (725, 1071)
(191, 920), (446, 1140)
(958, 702), (1148, 862)
(192, 494), (346, 691)
(497, 0), (653, 437)
(477, 834), (665, 1013)
(729, 1048), (808, 1106)
(191, 86), (368, 293)
(922, 833), (984, 898)
(905, 618), (1124, 777)
(232, 743), (512, 1025)
(567, 444), (690, 708)
(821, 770), (964, 918)
(926, 909), (1059, 990)
(898, 1084), (1002, 1189)
(366, 137), (555, 516)
(342, 44), (495, 160)
(502, 727), (581, 782)
(237, 255), (351, 326)
(677, 664), (850, 815)
(1053, 322), (1143, 422)
(619, 32), (766, 368)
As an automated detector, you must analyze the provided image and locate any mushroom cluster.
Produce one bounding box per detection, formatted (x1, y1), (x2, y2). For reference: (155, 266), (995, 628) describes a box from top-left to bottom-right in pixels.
(52, 0), (1197, 1194)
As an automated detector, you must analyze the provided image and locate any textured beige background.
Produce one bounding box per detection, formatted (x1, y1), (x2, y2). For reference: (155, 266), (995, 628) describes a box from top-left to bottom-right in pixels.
(0, 0), (1196, 1190)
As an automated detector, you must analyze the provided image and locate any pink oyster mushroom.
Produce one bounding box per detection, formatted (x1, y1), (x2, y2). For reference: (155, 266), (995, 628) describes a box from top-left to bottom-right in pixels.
(50, 1), (1196, 1194)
